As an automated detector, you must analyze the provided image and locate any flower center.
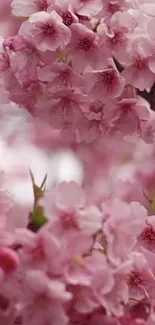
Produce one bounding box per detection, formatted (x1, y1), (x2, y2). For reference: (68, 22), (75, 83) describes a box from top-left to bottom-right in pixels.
(42, 23), (56, 36)
(134, 58), (146, 70)
(140, 224), (155, 246)
(128, 271), (143, 287)
(110, 31), (125, 46)
(78, 37), (93, 52)
(62, 11), (73, 26)
(101, 70), (114, 87)
(61, 212), (78, 229)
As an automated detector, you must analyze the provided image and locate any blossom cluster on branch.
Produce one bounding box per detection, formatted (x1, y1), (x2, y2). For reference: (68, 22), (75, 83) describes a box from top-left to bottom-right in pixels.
(1, 0), (155, 325)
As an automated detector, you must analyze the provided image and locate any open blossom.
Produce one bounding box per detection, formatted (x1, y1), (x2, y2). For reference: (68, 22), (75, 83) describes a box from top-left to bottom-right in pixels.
(74, 0), (103, 17)
(3, 35), (40, 85)
(76, 102), (115, 143)
(54, 1), (79, 27)
(122, 37), (155, 91)
(19, 270), (71, 325)
(104, 98), (150, 135)
(60, 231), (94, 285)
(9, 80), (46, 115)
(67, 23), (104, 72)
(98, 11), (137, 62)
(128, 252), (155, 300)
(35, 88), (87, 130)
(138, 215), (155, 252)
(85, 58), (125, 101)
(11, 0), (53, 17)
(38, 62), (84, 90)
(19, 11), (71, 51)
(101, 0), (137, 18)
(42, 181), (103, 236)
(102, 199), (147, 265)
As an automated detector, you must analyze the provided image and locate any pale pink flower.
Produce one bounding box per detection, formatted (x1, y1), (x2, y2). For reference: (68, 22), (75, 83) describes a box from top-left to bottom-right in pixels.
(75, 0), (103, 17)
(15, 228), (64, 274)
(85, 58), (125, 101)
(11, 0), (53, 17)
(19, 11), (71, 51)
(101, 0), (137, 18)
(62, 231), (94, 285)
(0, 37), (17, 91)
(54, 1), (78, 27)
(86, 251), (114, 300)
(76, 105), (115, 143)
(128, 252), (155, 300)
(3, 35), (40, 85)
(140, 117), (155, 144)
(42, 181), (103, 235)
(138, 216), (155, 253)
(38, 62), (84, 90)
(104, 98), (150, 135)
(67, 23), (104, 72)
(19, 270), (71, 325)
(102, 199), (147, 265)
(103, 260), (132, 316)
(98, 11), (137, 62)
(35, 88), (87, 129)
(146, 18), (155, 74)
(122, 37), (155, 91)
(9, 80), (46, 115)
(70, 251), (114, 313)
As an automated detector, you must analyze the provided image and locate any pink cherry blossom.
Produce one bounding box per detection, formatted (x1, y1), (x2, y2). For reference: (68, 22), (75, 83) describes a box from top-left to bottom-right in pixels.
(19, 11), (71, 51)
(101, 0), (137, 18)
(138, 216), (155, 253)
(54, 1), (78, 27)
(19, 270), (71, 325)
(76, 103), (115, 143)
(122, 37), (155, 91)
(98, 11), (137, 62)
(128, 252), (155, 300)
(75, 0), (103, 17)
(102, 199), (147, 265)
(67, 23), (104, 72)
(104, 98), (150, 135)
(0, 0), (155, 324)
(3, 35), (40, 85)
(85, 58), (125, 101)
(9, 80), (46, 115)
(42, 181), (103, 235)
(11, 0), (53, 17)
(38, 62), (84, 90)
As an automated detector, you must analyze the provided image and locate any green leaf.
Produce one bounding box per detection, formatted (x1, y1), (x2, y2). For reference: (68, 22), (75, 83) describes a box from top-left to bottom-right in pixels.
(28, 170), (48, 230)
(40, 173), (47, 190)
(29, 169), (44, 202)
(31, 205), (47, 228)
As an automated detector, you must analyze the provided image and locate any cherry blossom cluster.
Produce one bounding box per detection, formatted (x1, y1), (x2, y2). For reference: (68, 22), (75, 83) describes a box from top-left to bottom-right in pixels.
(1, 0), (155, 142)
(1, 0), (155, 325)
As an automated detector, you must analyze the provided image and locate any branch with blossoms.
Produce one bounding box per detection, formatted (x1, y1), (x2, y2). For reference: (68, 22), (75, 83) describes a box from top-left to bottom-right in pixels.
(1, 0), (155, 325)
(114, 58), (155, 111)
